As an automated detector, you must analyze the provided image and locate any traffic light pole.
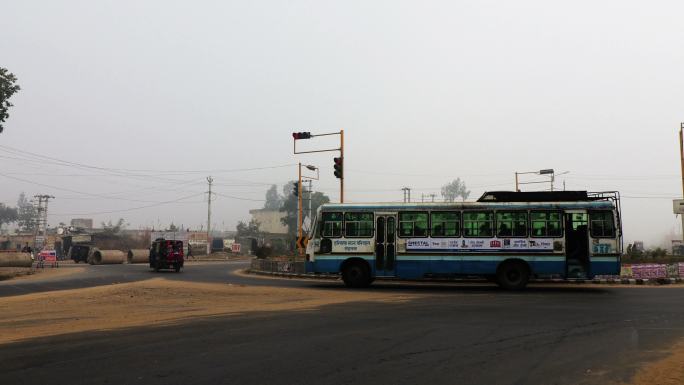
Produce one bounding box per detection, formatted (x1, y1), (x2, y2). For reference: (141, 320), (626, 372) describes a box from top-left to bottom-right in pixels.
(293, 129), (345, 204)
(298, 163), (303, 255)
(340, 129), (344, 203)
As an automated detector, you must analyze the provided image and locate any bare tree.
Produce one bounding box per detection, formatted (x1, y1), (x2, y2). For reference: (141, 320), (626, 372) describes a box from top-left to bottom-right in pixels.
(441, 178), (471, 202)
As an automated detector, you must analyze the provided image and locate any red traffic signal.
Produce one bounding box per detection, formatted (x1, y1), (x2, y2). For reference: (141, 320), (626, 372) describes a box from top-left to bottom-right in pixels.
(292, 132), (312, 140)
(333, 157), (343, 179)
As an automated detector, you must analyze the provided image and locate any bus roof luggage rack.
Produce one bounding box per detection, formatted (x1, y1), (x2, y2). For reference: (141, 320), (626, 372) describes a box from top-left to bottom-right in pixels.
(477, 191), (594, 202)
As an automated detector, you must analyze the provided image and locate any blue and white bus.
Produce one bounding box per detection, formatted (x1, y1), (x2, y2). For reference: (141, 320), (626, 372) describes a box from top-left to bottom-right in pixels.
(305, 191), (622, 289)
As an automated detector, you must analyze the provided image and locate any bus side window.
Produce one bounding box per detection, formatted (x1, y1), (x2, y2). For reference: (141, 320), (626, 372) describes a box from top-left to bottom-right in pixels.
(590, 211), (615, 237)
(398, 212), (428, 237)
(463, 211), (493, 237)
(344, 212), (374, 237)
(530, 211), (562, 237)
(431, 212), (460, 237)
(497, 212), (527, 237)
(320, 212), (343, 238)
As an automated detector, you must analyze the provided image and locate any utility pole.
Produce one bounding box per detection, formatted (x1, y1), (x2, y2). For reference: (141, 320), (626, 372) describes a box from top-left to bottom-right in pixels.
(304, 179), (313, 232)
(206, 176), (213, 254)
(340, 129), (344, 203)
(33, 194), (54, 250)
(401, 187), (412, 203)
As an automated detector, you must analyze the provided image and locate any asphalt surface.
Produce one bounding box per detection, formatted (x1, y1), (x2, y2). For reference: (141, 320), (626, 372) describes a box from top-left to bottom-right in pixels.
(2, 262), (684, 385)
(0, 261), (260, 297)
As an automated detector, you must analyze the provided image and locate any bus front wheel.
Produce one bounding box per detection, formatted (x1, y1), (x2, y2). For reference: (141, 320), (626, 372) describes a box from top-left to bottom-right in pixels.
(496, 261), (530, 290)
(342, 262), (371, 288)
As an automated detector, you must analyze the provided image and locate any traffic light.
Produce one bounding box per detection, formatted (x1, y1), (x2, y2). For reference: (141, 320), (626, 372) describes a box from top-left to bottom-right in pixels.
(292, 132), (312, 140)
(292, 182), (299, 197)
(333, 157), (343, 179)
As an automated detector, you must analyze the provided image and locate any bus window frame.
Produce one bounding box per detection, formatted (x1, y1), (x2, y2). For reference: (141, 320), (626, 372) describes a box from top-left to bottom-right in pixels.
(430, 211), (461, 238)
(495, 210), (529, 238)
(343, 211), (375, 238)
(462, 210), (494, 238)
(588, 210), (616, 239)
(529, 210), (564, 238)
(397, 211), (429, 238)
(319, 211), (344, 239)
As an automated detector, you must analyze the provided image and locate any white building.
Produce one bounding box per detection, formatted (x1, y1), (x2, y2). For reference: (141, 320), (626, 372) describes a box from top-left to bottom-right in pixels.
(249, 209), (288, 234)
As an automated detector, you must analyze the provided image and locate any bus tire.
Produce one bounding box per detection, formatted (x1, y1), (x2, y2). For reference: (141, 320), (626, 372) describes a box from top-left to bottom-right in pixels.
(342, 261), (371, 288)
(496, 260), (530, 290)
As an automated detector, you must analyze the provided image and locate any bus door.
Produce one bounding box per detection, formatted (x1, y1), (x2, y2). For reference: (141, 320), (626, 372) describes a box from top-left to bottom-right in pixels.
(375, 215), (397, 276)
(564, 211), (589, 278)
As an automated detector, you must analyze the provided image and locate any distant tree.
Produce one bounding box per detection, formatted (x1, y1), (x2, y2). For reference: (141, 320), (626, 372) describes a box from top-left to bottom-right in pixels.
(16, 192), (37, 232)
(0, 67), (21, 134)
(646, 247), (667, 259)
(168, 223), (178, 232)
(101, 218), (127, 235)
(441, 178), (471, 202)
(626, 243), (643, 259)
(263, 184), (283, 210)
(0, 203), (18, 232)
(236, 219), (262, 239)
(281, 181), (330, 250)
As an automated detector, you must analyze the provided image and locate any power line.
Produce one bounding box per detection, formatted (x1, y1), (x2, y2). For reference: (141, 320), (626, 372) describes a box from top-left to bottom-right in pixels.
(0, 172), (203, 203)
(213, 192), (266, 202)
(48, 192), (206, 216)
(0, 144), (296, 175)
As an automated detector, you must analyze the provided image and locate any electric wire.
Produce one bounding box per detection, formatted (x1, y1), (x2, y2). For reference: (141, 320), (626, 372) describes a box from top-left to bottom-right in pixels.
(49, 193), (206, 216)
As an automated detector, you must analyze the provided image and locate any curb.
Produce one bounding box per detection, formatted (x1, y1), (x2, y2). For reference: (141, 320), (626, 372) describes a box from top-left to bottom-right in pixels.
(247, 270), (684, 285)
(248, 269), (339, 280)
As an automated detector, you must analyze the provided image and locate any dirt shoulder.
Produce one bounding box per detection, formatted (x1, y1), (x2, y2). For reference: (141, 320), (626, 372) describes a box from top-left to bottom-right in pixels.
(0, 265), (85, 282)
(0, 278), (416, 345)
(626, 340), (684, 385)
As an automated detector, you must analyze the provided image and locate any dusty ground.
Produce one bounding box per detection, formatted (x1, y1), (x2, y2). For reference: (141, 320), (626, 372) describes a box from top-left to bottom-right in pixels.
(625, 340), (684, 385)
(2, 269), (683, 384)
(0, 265), (85, 282)
(0, 278), (416, 344)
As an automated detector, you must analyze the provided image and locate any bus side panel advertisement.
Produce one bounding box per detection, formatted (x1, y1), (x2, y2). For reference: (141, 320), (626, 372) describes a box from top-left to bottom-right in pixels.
(406, 238), (554, 252)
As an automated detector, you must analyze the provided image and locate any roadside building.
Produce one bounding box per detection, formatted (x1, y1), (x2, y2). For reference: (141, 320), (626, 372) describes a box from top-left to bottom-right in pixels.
(247, 209), (289, 254)
(249, 209), (288, 234)
(70, 218), (93, 230)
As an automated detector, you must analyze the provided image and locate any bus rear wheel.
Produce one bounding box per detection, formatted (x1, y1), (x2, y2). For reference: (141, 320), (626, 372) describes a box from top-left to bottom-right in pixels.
(342, 262), (371, 288)
(496, 261), (530, 290)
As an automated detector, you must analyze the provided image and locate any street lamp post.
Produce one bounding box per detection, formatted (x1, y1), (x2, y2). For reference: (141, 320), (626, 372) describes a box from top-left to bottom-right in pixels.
(296, 164), (319, 255)
(515, 169), (566, 192)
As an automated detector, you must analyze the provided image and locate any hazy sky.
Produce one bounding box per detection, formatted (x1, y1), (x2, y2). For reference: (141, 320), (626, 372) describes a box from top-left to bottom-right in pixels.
(1, 0), (683, 246)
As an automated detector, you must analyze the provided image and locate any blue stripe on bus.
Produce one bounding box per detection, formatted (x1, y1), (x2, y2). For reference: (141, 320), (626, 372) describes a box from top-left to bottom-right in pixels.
(590, 260), (621, 275)
(308, 255), (620, 278)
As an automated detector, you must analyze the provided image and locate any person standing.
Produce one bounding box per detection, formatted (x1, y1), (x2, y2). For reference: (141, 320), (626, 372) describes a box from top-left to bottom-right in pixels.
(186, 243), (193, 260)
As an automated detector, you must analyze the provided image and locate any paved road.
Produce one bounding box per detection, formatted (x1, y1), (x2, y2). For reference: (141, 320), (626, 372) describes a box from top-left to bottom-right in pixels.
(0, 260), (301, 297)
(2, 262), (684, 385)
